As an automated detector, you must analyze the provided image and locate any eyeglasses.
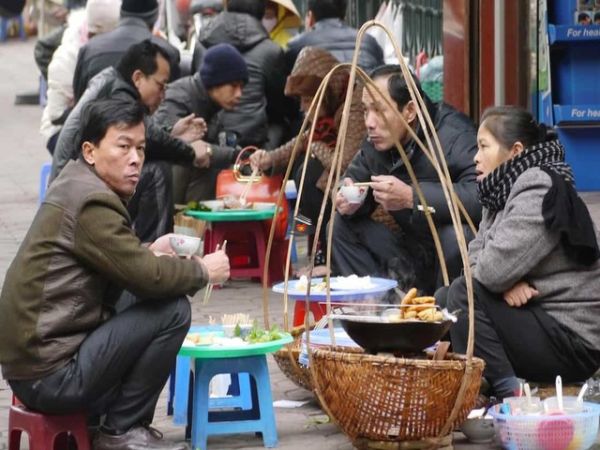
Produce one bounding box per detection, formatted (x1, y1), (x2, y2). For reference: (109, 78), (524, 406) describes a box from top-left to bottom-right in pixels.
(149, 76), (167, 93)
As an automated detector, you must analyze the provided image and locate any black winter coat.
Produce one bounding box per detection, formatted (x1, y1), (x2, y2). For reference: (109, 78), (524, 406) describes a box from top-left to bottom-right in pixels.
(51, 68), (195, 182)
(152, 73), (238, 168)
(344, 102), (481, 242)
(196, 11), (287, 147)
(72, 17), (180, 101)
(285, 18), (384, 74)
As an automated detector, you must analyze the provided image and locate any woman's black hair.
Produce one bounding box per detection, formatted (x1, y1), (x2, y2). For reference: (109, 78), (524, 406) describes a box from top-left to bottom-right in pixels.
(480, 105), (554, 149)
(79, 98), (146, 153)
(227, 0), (266, 20)
(369, 64), (429, 110)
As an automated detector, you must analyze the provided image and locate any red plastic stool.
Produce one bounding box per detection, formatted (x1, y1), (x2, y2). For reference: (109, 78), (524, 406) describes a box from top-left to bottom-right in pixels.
(293, 301), (328, 327)
(204, 221), (291, 285)
(8, 399), (91, 450)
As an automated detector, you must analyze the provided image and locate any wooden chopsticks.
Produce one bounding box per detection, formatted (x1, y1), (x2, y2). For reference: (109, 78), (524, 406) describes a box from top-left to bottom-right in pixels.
(202, 240), (227, 305)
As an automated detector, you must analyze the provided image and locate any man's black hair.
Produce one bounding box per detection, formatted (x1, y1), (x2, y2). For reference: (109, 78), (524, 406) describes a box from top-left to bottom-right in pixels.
(369, 64), (429, 110)
(308, 0), (347, 21)
(226, 0), (266, 20)
(79, 99), (146, 153)
(116, 39), (171, 85)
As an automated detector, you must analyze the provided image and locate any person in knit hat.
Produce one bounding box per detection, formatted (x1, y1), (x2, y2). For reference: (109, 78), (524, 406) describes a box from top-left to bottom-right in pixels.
(199, 43), (249, 92)
(120, 0), (159, 28)
(194, 0), (287, 148)
(72, 0), (180, 102)
(153, 43), (249, 202)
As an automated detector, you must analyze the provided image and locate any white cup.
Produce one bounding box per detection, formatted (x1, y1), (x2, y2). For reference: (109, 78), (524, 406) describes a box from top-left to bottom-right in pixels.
(340, 185), (368, 204)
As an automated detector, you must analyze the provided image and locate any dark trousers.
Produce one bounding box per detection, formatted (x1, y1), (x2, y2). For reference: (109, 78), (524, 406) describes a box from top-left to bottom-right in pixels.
(9, 296), (191, 432)
(436, 277), (600, 384)
(332, 213), (436, 293)
(127, 161), (174, 243)
(292, 157), (331, 251)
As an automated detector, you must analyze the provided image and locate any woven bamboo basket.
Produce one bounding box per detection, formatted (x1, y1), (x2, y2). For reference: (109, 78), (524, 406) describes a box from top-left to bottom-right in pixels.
(311, 347), (484, 444)
(272, 327), (313, 391)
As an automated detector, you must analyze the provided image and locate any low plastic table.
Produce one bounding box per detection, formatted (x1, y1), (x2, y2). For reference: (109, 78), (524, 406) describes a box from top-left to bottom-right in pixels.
(176, 326), (292, 449)
(185, 208), (276, 284)
(272, 277), (398, 326)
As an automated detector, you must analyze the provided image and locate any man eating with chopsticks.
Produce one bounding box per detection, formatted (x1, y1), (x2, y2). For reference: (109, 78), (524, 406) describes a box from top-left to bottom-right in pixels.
(0, 99), (229, 450)
(332, 65), (481, 294)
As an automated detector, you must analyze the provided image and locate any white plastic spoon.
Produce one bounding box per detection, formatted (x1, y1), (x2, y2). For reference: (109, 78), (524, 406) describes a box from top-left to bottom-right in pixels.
(524, 383), (532, 409)
(576, 383), (588, 405)
(556, 375), (563, 412)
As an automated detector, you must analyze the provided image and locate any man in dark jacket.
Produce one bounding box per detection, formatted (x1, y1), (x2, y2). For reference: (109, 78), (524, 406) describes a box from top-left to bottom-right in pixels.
(0, 98), (230, 450)
(72, 0), (181, 102)
(52, 40), (221, 242)
(194, 0), (287, 148)
(285, 0), (384, 74)
(154, 43), (249, 202)
(333, 65), (481, 294)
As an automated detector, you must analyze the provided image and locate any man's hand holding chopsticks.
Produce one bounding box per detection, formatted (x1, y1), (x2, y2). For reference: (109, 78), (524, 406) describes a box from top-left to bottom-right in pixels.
(197, 248), (230, 284)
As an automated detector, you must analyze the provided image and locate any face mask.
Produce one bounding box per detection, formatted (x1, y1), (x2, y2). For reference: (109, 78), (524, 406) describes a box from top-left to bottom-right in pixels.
(262, 17), (277, 32)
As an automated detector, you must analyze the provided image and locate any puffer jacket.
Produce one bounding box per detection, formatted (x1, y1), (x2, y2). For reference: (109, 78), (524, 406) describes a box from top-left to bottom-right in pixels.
(51, 67), (195, 182)
(196, 11), (287, 147)
(285, 18), (384, 74)
(268, 47), (364, 192)
(0, 160), (207, 380)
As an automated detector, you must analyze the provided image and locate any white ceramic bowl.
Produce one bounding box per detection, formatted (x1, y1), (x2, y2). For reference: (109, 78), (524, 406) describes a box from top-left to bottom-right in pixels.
(460, 418), (495, 443)
(340, 185), (368, 204)
(199, 200), (225, 211)
(169, 234), (203, 256)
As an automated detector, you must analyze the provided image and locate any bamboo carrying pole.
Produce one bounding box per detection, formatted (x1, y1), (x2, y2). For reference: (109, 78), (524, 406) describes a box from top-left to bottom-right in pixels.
(261, 20), (479, 447)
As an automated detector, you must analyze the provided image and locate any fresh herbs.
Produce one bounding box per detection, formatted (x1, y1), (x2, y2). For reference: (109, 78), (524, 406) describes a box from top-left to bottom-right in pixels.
(186, 201), (211, 212)
(245, 322), (283, 344)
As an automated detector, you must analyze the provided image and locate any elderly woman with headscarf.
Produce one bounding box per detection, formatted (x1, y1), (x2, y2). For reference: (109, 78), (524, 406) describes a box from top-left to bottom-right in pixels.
(250, 46), (365, 275)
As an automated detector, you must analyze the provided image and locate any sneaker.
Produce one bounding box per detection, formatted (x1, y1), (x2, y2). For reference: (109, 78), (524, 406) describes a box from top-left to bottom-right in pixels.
(93, 425), (188, 450)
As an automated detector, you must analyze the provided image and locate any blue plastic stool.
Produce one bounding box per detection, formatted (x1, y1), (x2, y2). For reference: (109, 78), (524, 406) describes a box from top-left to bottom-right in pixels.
(191, 355), (278, 449)
(0, 14), (26, 42)
(39, 162), (52, 202)
(171, 355), (252, 427)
